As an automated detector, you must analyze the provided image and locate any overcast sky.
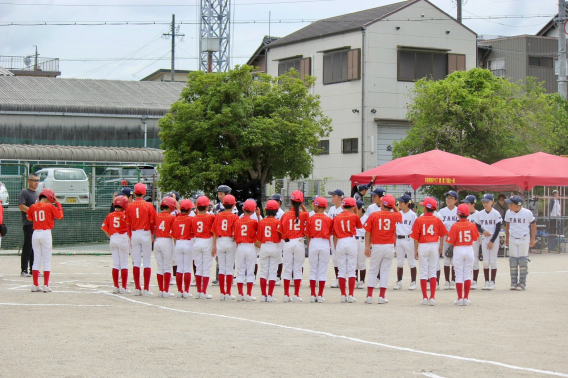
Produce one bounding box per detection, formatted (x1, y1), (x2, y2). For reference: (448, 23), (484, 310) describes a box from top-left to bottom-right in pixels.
(0, 0), (558, 80)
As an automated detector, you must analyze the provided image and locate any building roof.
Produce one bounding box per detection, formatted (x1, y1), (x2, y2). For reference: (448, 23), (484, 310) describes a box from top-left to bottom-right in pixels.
(536, 16), (556, 37)
(140, 68), (192, 82)
(0, 67), (14, 76)
(246, 36), (280, 66)
(0, 144), (163, 163)
(0, 76), (185, 116)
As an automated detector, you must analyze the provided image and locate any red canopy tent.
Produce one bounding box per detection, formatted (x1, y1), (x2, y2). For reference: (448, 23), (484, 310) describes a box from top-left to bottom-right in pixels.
(492, 152), (568, 190)
(350, 150), (524, 191)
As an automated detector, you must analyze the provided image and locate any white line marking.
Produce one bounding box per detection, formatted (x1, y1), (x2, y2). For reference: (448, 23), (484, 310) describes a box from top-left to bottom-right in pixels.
(102, 293), (568, 377)
(414, 372), (445, 378)
(0, 303), (110, 307)
(8, 285), (29, 290)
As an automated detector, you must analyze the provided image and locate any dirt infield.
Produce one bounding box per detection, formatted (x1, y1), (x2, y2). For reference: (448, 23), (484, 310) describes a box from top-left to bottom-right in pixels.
(1, 253), (567, 377)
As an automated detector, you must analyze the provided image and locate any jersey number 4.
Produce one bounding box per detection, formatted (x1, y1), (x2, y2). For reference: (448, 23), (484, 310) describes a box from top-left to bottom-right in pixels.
(158, 221), (166, 232)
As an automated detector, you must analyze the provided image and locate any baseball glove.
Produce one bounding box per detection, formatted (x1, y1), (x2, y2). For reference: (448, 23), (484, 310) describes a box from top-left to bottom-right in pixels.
(0, 224), (7, 237)
(444, 245), (453, 258)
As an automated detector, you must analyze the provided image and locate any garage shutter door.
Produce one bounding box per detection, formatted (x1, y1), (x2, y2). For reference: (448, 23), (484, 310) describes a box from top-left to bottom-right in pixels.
(376, 124), (410, 166)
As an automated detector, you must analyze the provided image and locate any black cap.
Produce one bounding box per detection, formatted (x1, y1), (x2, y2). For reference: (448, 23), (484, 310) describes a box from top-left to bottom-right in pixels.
(168, 191), (180, 201)
(271, 194), (283, 202)
(370, 188), (387, 197)
(358, 184), (369, 191)
(356, 200), (365, 209)
(328, 189), (345, 197)
(461, 195), (476, 204)
(119, 187), (133, 197)
(397, 194), (412, 202)
(505, 195), (523, 205)
(216, 185), (232, 194)
(444, 190), (458, 199)
(310, 195), (317, 202)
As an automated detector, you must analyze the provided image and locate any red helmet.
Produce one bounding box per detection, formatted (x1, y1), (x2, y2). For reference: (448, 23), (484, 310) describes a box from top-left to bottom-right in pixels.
(290, 190), (304, 203)
(382, 194), (396, 209)
(265, 200), (279, 211)
(419, 197), (438, 210)
(342, 197), (356, 207)
(113, 195), (129, 210)
(243, 199), (257, 212)
(196, 196), (210, 207)
(457, 203), (471, 217)
(134, 183), (146, 195)
(223, 194), (236, 206)
(39, 188), (56, 203)
(160, 196), (176, 210)
(179, 199), (194, 211)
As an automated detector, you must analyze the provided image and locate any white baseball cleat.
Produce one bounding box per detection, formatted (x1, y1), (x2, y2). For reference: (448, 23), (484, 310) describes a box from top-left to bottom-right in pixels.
(293, 295), (303, 302)
(488, 281), (495, 290)
(282, 295), (291, 303)
(120, 288), (131, 294)
(443, 281), (451, 290)
(429, 298), (436, 306)
(219, 294), (226, 301)
(374, 280), (381, 289)
(510, 284), (517, 290)
(356, 281), (365, 289)
(330, 280), (339, 288)
(177, 292), (183, 298)
(377, 297), (388, 304)
(450, 281), (456, 289)
(31, 285), (42, 292)
(316, 296), (325, 303)
(226, 294), (236, 300)
(365, 297), (373, 304)
(260, 296), (267, 302)
(202, 293), (213, 299)
(237, 294), (245, 301)
(112, 287), (120, 294)
(245, 295), (256, 302)
(516, 284), (526, 291)
(393, 281), (402, 290)
(267, 295), (277, 302)
(275, 277), (281, 286)
(195, 292), (202, 299)
(463, 299), (471, 306)
(454, 299), (464, 306)
(182, 292), (193, 299)
(347, 295), (356, 303)
(471, 281), (478, 290)
(143, 290), (153, 296)
(408, 281), (417, 290)
(163, 292), (175, 298)
(310, 296), (317, 303)
(43, 285), (52, 293)
(135, 289), (142, 296)
(482, 281), (490, 290)
(158, 291), (164, 298)
(340, 295), (347, 303)
(421, 298), (429, 305)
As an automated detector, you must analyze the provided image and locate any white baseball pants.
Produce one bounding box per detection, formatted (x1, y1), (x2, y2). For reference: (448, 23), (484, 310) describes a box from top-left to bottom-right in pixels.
(282, 238), (305, 281)
(110, 233), (130, 270)
(193, 237), (214, 277)
(396, 237), (416, 268)
(32, 230), (52, 272)
(236, 243), (257, 284)
(472, 238), (482, 270)
(509, 235), (530, 258)
(335, 237), (357, 280)
(453, 245), (474, 284)
(154, 237), (174, 275)
(216, 237), (236, 276)
(174, 239), (193, 274)
(367, 244), (395, 289)
(259, 242), (281, 281)
(481, 236), (499, 269)
(442, 240), (453, 267)
(309, 238), (331, 281)
(418, 242), (440, 280)
(356, 238), (366, 270)
(131, 230), (152, 268)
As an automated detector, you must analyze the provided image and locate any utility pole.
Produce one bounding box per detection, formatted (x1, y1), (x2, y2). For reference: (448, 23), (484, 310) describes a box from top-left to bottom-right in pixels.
(559, 0), (567, 99)
(163, 14), (185, 82)
(34, 45), (39, 71)
(456, 0), (462, 24)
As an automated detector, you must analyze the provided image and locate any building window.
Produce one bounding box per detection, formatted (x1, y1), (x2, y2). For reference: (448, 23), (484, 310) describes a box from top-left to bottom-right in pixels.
(487, 58), (505, 77)
(317, 140), (330, 155)
(398, 50), (448, 82)
(342, 138), (358, 154)
(323, 49), (361, 85)
(448, 54), (466, 74)
(529, 56), (553, 68)
(278, 57), (312, 80)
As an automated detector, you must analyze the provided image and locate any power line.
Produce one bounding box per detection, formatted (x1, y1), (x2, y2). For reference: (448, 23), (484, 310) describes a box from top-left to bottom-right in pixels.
(0, 0), (338, 6)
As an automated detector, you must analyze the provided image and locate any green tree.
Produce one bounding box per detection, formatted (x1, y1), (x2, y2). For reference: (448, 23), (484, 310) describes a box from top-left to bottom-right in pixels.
(547, 92), (568, 156)
(157, 65), (332, 198)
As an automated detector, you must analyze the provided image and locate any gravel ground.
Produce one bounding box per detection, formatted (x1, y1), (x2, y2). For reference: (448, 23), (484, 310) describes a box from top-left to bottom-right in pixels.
(1, 252), (567, 378)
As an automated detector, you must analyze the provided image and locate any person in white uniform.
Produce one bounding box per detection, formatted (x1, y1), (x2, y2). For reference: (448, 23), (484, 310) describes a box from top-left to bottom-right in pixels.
(366, 187), (387, 289)
(326, 189), (345, 288)
(437, 190), (460, 290)
(393, 194), (418, 291)
(355, 200), (368, 289)
(270, 194), (286, 285)
(461, 195), (482, 289)
(477, 193), (502, 290)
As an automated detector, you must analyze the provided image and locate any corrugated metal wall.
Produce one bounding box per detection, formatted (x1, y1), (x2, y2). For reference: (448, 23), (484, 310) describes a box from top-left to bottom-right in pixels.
(489, 37), (527, 86)
(526, 36), (558, 93)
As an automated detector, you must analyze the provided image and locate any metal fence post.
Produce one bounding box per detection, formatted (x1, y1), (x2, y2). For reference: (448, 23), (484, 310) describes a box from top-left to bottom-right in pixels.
(91, 170), (96, 210)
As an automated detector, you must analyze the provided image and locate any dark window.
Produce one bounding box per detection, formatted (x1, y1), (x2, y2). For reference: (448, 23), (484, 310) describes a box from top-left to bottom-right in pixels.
(529, 56), (553, 68)
(317, 140), (330, 155)
(323, 49), (361, 85)
(342, 138), (358, 154)
(278, 58), (311, 80)
(398, 50), (448, 81)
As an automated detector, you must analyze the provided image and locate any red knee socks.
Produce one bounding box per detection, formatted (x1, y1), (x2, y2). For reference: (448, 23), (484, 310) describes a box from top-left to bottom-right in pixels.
(157, 274), (164, 292)
(260, 278), (267, 297)
(202, 277), (210, 294)
(237, 282), (244, 296)
(379, 287), (386, 299)
(184, 273), (191, 293)
(195, 275), (203, 293)
(247, 282), (253, 296)
(112, 268), (119, 288)
(133, 266), (141, 290)
(294, 279), (301, 297)
(429, 277), (437, 299)
(456, 282), (463, 299)
(338, 278), (347, 296)
(464, 279), (471, 299)
(268, 280), (276, 297)
(318, 281), (325, 297)
(348, 277), (356, 296)
(176, 273), (183, 292)
(44, 271), (50, 287)
(310, 280), (317, 297)
(143, 267), (151, 291)
(283, 279), (291, 297)
(225, 275), (233, 295)
(367, 287), (373, 298)
(121, 269), (128, 289)
(219, 274), (226, 295)
(33, 270), (39, 287)
(164, 272), (171, 293)
(421, 279), (428, 299)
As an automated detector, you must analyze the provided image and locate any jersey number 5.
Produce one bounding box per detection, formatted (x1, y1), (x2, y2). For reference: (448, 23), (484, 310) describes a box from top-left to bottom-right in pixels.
(113, 217), (120, 228)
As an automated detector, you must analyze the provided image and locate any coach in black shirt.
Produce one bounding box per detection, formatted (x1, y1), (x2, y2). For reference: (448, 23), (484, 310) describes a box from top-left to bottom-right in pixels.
(18, 173), (39, 276)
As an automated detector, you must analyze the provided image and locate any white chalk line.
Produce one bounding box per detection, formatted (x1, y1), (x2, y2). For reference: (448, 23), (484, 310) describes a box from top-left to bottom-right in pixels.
(102, 292), (568, 377)
(0, 303), (110, 307)
(414, 372), (445, 378)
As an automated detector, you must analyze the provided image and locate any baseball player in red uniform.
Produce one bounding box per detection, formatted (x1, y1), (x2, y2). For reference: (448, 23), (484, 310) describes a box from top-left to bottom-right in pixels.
(280, 191), (309, 302)
(192, 196), (216, 299)
(212, 194), (239, 300)
(125, 183), (157, 296)
(172, 199), (194, 298)
(332, 197), (363, 303)
(154, 197), (176, 298)
(101, 195), (130, 294)
(234, 199), (259, 301)
(256, 200), (283, 302)
(411, 197), (448, 306)
(364, 195), (402, 304)
(445, 204), (480, 305)
(27, 188), (64, 293)
(306, 197), (333, 303)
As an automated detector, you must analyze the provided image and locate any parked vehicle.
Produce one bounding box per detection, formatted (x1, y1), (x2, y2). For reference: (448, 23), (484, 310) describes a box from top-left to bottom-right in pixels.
(0, 181), (9, 206)
(36, 168), (90, 205)
(97, 165), (158, 203)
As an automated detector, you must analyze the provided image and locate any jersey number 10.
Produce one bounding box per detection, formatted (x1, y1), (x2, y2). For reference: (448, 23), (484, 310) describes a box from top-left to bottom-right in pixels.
(34, 210), (46, 222)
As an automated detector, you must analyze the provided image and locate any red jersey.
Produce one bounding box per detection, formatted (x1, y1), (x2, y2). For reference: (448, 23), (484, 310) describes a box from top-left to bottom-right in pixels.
(125, 198), (157, 231)
(233, 215), (258, 244)
(155, 212), (174, 238)
(212, 212), (239, 238)
(446, 219), (480, 246)
(364, 211), (403, 244)
(172, 215), (194, 240)
(101, 211), (128, 235)
(410, 213), (448, 243)
(280, 211), (309, 239)
(257, 217), (282, 243)
(27, 202), (64, 230)
(305, 213), (334, 239)
(0, 204), (3, 224)
(332, 211), (363, 239)
(192, 213), (215, 239)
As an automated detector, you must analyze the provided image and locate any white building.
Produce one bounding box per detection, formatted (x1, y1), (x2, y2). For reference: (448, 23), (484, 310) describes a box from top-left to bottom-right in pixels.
(265, 0), (477, 180)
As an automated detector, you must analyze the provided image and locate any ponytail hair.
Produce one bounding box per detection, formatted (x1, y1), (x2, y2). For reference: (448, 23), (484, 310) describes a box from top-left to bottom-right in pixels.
(292, 201), (301, 224)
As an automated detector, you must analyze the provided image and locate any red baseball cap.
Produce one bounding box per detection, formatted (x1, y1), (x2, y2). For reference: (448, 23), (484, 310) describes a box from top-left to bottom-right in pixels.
(419, 197), (438, 210)
(160, 196), (176, 210)
(314, 196), (328, 208)
(382, 194), (396, 209)
(196, 196), (210, 207)
(179, 199), (194, 211)
(243, 199), (257, 212)
(457, 203), (471, 216)
(265, 200), (279, 211)
(290, 190), (304, 203)
(342, 197), (356, 207)
(223, 194), (236, 206)
(134, 183), (146, 195)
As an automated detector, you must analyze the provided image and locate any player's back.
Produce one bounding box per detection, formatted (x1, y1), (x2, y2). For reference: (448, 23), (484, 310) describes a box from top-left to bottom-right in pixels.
(257, 217), (282, 243)
(234, 215), (258, 244)
(213, 212), (239, 238)
(306, 213), (333, 239)
(126, 199), (156, 231)
(172, 214), (193, 240)
(280, 211), (309, 239)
